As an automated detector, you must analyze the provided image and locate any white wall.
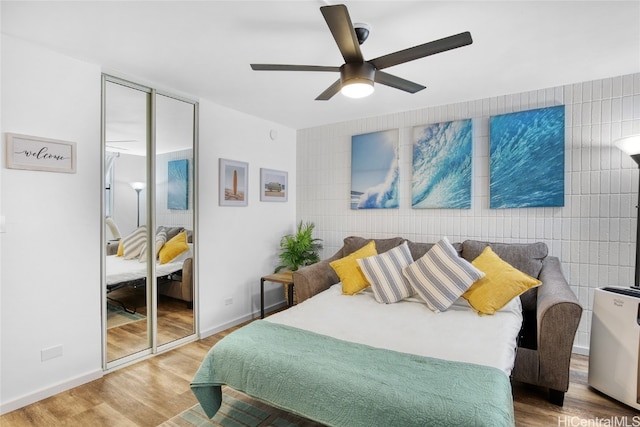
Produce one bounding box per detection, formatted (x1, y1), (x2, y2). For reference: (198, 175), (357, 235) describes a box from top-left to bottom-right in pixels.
(198, 100), (296, 336)
(0, 35), (297, 413)
(297, 72), (640, 354)
(0, 36), (103, 412)
(0, 8), (5, 412)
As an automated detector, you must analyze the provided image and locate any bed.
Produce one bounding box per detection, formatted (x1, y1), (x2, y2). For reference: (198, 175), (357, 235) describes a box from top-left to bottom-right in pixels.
(105, 248), (192, 313)
(191, 283), (522, 426)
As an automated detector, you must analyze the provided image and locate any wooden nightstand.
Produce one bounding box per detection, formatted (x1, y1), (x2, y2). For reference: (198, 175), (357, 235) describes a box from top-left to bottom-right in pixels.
(260, 271), (294, 319)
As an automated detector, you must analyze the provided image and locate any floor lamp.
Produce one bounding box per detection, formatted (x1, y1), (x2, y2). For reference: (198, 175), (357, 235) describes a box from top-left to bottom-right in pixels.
(130, 181), (146, 227)
(615, 134), (640, 289)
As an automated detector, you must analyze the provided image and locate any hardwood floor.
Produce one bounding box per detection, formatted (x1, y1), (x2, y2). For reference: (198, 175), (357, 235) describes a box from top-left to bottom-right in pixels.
(2, 320), (637, 426)
(107, 287), (195, 362)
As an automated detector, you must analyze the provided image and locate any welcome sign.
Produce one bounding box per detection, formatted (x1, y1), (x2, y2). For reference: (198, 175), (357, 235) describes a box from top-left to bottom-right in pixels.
(6, 133), (76, 173)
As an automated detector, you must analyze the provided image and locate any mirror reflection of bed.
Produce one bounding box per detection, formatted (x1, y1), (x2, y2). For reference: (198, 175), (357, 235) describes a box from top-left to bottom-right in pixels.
(105, 223), (195, 362)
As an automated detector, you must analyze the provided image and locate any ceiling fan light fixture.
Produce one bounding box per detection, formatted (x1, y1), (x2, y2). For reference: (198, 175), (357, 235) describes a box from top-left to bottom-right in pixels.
(341, 80), (374, 98)
(340, 62), (375, 99)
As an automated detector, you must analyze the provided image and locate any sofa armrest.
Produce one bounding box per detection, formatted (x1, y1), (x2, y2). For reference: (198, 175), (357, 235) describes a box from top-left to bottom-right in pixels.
(181, 257), (193, 302)
(293, 251), (343, 303)
(535, 256), (582, 391)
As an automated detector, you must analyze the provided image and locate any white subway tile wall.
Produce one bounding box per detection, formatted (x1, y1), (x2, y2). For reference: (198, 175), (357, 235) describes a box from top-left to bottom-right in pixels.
(297, 73), (640, 353)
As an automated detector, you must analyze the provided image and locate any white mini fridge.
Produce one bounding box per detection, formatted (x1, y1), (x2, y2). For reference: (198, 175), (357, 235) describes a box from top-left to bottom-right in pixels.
(588, 286), (640, 410)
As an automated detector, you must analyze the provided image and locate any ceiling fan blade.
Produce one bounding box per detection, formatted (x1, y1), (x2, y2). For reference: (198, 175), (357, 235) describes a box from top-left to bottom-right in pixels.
(251, 64), (340, 72)
(320, 4), (363, 64)
(370, 31), (473, 70)
(315, 79), (342, 101)
(374, 71), (426, 94)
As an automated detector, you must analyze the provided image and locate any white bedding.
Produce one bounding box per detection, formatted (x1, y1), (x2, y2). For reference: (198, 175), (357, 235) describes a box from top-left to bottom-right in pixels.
(105, 254), (185, 285)
(266, 283), (523, 376)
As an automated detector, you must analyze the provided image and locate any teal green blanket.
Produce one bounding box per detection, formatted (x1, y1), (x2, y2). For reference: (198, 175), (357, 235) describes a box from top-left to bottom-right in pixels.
(191, 321), (515, 427)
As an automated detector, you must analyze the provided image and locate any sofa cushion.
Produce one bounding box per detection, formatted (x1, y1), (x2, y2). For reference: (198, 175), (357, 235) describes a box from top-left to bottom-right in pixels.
(342, 236), (404, 257)
(357, 242), (415, 304)
(405, 241), (434, 261)
(158, 226), (185, 241)
(405, 240), (463, 261)
(403, 237), (484, 313)
(330, 240), (378, 295)
(463, 246), (542, 315)
(461, 240), (547, 311)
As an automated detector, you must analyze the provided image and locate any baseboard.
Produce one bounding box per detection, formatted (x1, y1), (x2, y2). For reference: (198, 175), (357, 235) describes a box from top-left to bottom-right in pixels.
(573, 344), (589, 356)
(0, 369), (103, 415)
(200, 301), (288, 339)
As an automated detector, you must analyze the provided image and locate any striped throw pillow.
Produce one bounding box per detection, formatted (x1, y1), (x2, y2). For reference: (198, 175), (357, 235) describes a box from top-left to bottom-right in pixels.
(122, 226), (147, 260)
(138, 229), (168, 262)
(357, 242), (415, 304)
(403, 237), (484, 312)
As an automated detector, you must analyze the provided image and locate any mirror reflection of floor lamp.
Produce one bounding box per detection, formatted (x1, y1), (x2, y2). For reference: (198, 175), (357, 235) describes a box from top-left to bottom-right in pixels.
(615, 134), (640, 288)
(130, 181), (146, 227)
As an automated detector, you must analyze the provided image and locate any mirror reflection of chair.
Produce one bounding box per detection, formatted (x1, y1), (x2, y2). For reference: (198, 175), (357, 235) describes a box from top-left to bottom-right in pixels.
(105, 217), (122, 255)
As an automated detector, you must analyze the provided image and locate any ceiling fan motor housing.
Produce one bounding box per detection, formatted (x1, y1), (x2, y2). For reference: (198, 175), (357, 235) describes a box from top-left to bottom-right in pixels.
(340, 62), (376, 87)
(353, 22), (370, 45)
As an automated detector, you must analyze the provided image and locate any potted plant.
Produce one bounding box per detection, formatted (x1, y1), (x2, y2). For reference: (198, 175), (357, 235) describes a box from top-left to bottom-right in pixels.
(275, 221), (323, 273)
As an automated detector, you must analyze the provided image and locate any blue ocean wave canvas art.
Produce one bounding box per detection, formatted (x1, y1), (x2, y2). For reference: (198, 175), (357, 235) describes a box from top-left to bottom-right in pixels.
(412, 119), (472, 209)
(489, 105), (565, 208)
(351, 129), (399, 209)
(168, 159), (188, 210)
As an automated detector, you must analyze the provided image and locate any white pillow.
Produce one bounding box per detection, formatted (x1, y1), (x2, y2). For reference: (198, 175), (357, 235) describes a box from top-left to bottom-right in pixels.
(403, 237), (484, 312)
(357, 242), (414, 304)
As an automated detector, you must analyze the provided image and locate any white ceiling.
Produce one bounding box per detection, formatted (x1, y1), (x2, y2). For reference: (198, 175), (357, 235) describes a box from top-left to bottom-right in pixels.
(2, 1), (640, 130)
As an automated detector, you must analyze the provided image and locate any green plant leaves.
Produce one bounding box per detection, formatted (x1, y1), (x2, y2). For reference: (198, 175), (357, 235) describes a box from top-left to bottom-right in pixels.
(274, 221), (323, 273)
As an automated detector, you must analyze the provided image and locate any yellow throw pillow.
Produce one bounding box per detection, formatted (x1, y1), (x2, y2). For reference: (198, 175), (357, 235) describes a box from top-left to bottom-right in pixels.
(330, 241), (377, 295)
(463, 246), (541, 315)
(117, 239), (124, 257)
(159, 230), (189, 264)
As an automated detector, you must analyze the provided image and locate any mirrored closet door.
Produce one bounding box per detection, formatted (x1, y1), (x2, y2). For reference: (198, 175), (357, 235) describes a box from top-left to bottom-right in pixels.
(102, 75), (197, 367)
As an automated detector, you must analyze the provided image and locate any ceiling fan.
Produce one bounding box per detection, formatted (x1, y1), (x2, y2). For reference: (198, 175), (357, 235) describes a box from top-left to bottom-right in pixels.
(251, 4), (472, 100)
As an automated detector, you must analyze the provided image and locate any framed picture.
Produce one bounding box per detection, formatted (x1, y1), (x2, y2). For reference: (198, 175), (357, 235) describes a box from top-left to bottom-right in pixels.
(5, 133), (76, 173)
(351, 129), (399, 209)
(412, 119), (473, 209)
(219, 158), (248, 206)
(489, 105), (565, 208)
(167, 159), (188, 210)
(260, 168), (288, 202)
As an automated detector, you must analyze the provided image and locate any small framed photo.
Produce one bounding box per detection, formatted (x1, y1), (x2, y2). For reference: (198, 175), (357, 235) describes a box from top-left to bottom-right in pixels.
(219, 158), (248, 206)
(5, 133), (76, 173)
(260, 168), (288, 202)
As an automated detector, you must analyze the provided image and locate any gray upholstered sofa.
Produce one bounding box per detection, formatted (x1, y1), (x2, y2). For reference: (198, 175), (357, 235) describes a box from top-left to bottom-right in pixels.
(158, 256), (193, 306)
(292, 236), (582, 406)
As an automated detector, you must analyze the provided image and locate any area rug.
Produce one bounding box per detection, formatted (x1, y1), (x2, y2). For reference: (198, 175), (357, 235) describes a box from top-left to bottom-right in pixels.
(106, 303), (145, 329)
(159, 387), (323, 427)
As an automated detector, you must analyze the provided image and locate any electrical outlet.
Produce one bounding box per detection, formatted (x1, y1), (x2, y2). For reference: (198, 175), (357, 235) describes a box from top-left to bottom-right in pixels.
(224, 298), (233, 306)
(41, 345), (63, 361)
